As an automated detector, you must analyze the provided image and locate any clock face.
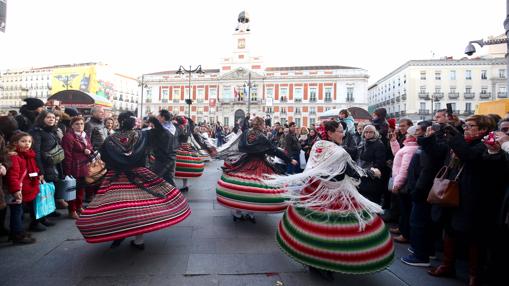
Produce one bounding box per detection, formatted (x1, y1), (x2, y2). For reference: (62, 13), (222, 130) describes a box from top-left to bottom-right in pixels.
(238, 38), (245, 49)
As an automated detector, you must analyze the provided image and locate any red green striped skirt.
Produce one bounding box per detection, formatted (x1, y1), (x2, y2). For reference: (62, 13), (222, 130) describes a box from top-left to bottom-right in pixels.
(175, 147), (205, 178)
(76, 167), (191, 243)
(276, 203), (394, 274)
(216, 157), (288, 213)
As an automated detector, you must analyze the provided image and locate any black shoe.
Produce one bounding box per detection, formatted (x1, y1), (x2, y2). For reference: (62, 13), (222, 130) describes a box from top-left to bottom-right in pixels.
(232, 214), (244, 222)
(47, 212), (62, 218)
(309, 266), (334, 281)
(130, 240), (145, 250)
(180, 187), (189, 193)
(29, 223), (47, 232)
(110, 238), (125, 249)
(244, 214), (256, 224)
(11, 233), (36, 245)
(40, 220), (56, 227)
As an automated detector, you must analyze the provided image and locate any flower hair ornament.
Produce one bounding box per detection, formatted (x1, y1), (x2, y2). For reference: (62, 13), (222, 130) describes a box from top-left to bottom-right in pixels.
(316, 119), (335, 141)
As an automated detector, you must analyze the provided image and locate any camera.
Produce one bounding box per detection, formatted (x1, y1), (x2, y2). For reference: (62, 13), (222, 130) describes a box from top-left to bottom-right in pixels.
(464, 43), (476, 56)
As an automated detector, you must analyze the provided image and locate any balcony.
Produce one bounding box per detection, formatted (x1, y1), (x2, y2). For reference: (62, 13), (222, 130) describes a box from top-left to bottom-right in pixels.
(401, 111), (406, 116)
(464, 92), (475, 99)
(479, 92), (492, 100)
(294, 98), (302, 103)
(418, 109), (430, 115)
(396, 96), (400, 102)
(324, 98), (333, 103)
(197, 99), (204, 104)
(173, 99), (180, 103)
(463, 110), (474, 116)
(309, 98), (317, 102)
(498, 92), (508, 98)
(418, 92), (429, 99)
(401, 94), (407, 100)
(390, 98), (395, 103)
(161, 99), (168, 103)
(433, 92), (444, 100)
(309, 111), (317, 115)
(294, 111), (302, 115)
(448, 92), (459, 99)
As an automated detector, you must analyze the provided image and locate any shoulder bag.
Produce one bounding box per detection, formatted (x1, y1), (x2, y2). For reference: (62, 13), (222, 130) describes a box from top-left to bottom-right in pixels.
(426, 165), (464, 207)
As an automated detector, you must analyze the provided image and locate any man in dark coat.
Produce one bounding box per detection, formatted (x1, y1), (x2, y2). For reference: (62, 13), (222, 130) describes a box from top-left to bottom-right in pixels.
(150, 110), (180, 187)
(284, 122), (301, 174)
(85, 106), (108, 150)
(15, 98), (45, 132)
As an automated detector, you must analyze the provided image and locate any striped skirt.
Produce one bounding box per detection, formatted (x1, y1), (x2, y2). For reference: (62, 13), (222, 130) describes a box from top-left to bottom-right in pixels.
(175, 147), (205, 179)
(216, 157), (288, 213)
(76, 167), (191, 243)
(276, 204), (394, 274)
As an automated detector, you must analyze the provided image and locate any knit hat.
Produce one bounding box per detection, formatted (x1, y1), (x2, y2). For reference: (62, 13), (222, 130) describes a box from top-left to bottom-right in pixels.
(407, 125), (418, 137)
(387, 118), (396, 129)
(22, 98), (45, 111)
(374, 108), (387, 119)
(64, 107), (80, 117)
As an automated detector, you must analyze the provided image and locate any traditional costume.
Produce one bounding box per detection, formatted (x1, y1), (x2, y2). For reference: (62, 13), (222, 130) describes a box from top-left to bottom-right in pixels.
(76, 123), (191, 245)
(266, 139), (394, 274)
(215, 116), (294, 220)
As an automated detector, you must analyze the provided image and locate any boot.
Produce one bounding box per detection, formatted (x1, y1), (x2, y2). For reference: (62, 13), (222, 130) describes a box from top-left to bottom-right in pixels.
(468, 244), (480, 286)
(11, 233), (36, 245)
(0, 208), (9, 236)
(428, 235), (456, 277)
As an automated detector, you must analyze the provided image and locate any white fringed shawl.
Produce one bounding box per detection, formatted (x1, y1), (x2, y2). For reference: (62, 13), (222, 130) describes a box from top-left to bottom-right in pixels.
(265, 140), (383, 229)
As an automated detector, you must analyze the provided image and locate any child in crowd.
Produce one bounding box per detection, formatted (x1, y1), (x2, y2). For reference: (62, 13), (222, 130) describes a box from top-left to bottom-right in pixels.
(6, 132), (41, 244)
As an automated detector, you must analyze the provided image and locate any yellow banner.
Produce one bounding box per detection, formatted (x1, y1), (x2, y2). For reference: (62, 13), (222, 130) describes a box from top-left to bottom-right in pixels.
(51, 66), (98, 95)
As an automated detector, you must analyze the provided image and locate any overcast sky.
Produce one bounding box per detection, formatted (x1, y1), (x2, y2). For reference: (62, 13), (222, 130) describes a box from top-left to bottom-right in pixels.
(0, 0), (505, 83)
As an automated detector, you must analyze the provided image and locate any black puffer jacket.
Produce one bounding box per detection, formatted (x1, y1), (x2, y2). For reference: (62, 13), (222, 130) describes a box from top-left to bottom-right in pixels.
(30, 126), (61, 182)
(357, 139), (386, 204)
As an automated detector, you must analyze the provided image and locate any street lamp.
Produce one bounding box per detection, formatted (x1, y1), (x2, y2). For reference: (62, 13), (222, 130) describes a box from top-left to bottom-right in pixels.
(243, 72), (256, 114)
(138, 74), (148, 118)
(465, 0), (509, 96)
(176, 65), (204, 118)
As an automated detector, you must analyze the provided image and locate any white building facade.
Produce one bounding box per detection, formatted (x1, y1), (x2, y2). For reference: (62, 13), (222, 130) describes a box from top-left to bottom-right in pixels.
(368, 57), (507, 121)
(141, 12), (369, 127)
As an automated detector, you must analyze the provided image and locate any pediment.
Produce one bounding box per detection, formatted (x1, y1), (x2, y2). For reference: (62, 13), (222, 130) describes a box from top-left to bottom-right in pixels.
(219, 68), (264, 80)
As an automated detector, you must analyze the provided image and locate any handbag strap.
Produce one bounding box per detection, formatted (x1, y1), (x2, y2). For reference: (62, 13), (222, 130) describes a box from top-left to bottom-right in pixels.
(436, 165), (448, 179)
(453, 165), (464, 181)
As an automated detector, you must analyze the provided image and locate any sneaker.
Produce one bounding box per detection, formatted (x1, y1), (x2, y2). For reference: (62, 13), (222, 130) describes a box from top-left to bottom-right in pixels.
(408, 247), (436, 260)
(401, 254), (430, 267)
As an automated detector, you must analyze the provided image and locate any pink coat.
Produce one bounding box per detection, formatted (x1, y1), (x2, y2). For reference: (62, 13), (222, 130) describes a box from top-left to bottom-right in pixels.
(390, 140), (419, 190)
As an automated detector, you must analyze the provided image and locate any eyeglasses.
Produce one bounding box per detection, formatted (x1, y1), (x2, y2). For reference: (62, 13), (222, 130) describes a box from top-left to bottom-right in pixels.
(462, 124), (478, 129)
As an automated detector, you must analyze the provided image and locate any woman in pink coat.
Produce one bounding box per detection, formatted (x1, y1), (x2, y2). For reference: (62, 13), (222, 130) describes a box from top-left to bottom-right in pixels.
(390, 126), (419, 243)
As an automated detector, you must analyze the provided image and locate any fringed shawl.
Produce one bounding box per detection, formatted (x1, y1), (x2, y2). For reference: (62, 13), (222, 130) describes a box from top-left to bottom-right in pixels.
(265, 140), (383, 229)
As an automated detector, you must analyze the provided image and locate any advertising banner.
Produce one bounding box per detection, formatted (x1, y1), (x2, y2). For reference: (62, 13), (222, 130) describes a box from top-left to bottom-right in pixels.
(51, 66), (98, 95)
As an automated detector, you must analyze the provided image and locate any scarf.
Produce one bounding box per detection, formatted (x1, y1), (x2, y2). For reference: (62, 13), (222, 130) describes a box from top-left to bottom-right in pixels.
(16, 148), (39, 175)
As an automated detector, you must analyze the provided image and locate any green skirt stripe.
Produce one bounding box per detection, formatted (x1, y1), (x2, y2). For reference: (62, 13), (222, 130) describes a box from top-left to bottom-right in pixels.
(221, 175), (277, 190)
(276, 233), (394, 274)
(281, 213), (391, 252)
(294, 207), (374, 225)
(216, 188), (286, 204)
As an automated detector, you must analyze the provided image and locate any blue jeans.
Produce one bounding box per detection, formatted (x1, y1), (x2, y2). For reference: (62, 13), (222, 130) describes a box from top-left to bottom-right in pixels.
(409, 201), (434, 260)
(9, 203), (24, 235)
(286, 153), (300, 174)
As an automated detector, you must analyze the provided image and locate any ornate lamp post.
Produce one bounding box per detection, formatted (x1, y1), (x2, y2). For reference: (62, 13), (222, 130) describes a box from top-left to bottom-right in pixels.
(138, 74), (148, 118)
(176, 65), (204, 118)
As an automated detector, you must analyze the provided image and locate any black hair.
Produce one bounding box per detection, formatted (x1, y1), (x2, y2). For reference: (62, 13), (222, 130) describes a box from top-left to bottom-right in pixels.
(339, 109), (349, 117)
(118, 111), (136, 131)
(159, 109), (173, 121)
(339, 121), (347, 131)
(323, 120), (340, 133)
(417, 120), (432, 132)
(34, 109), (56, 128)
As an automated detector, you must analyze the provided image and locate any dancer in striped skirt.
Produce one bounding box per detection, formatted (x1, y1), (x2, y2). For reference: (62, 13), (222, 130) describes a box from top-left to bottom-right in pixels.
(76, 112), (191, 249)
(216, 115), (297, 222)
(265, 120), (394, 279)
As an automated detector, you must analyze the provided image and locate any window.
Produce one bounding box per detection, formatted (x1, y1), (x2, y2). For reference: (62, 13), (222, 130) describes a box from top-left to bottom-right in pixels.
(295, 118), (301, 127)
(435, 71), (441, 80)
(420, 71), (426, 80)
(294, 87), (303, 102)
(450, 87), (456, 93)
(465, 86), (472, 93)
(309, 87), (317, 102)
(465, 70), (472, 80)
(465, 102), (472, 112)
(481, 87), (488, 94)
(434, 102), (441, 111)
(346, 87), (354, 102)
(209, 87), (217, 99)
(280, 107), (287, 114)
(324, 87), (332, 102)
(295, 107), (301, 114)
(310, 106), (316, 114)
(266, 87), (274, 98)
(162, 89), (169, 98)
(280, 118), (287, 125)
(325, 107), (332, 111)
(420, 102), (426, 110)
(435, 86), (441, 93)
(310, 117), (316, 126)
(500, 69), (507, 79)
(280, 87), (288, 102)
(481, 70), (487, 80)
(420, 86), (426, 93)
(222, 86), (232, 100)
(224, 117), (229, 127)
(197, 88), (204, 102)
(450, 103), (456, 111)
(266, 107), (273, 114)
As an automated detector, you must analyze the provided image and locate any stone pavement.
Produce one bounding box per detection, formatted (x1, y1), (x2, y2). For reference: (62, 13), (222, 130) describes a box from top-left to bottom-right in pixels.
(0, 160), (468, 286)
